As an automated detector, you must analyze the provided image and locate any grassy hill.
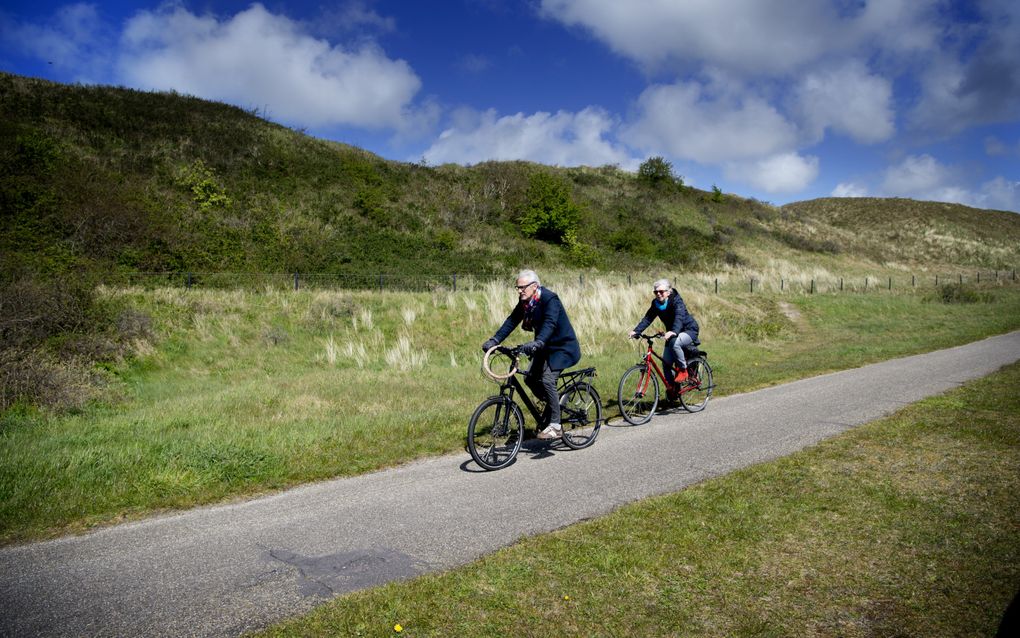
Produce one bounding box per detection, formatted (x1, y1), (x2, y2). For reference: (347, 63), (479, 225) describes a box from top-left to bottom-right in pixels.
(2, 71), (1019, 416)
(4, 71), (1018, 284)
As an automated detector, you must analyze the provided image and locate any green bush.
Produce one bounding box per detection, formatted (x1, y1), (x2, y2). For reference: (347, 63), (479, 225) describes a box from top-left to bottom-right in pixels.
(518, 172), (583, 244)
(927, 284), (991, 304)
(638, 156), (681, 188)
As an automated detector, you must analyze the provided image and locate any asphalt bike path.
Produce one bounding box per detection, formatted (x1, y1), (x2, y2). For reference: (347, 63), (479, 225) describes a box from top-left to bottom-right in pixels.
(3, 331), (1019, 637)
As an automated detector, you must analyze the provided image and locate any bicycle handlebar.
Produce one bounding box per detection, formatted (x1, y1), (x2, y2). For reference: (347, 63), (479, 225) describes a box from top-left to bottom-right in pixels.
(632, 332), (665, 343)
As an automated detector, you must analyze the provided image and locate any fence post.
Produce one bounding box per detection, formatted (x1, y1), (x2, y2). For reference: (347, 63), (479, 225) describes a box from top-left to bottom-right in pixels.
(810, 279), (815, 294)
(750, 278), (754, 293)
(864, 277), (868, 291)
(580, 274), (584, 287)
(959, 274), (963, 285)
(888, 277), (892, 290)
(840, 277), (843, 291)
(977, 272), (981, 284)
(294, 272), (299, 291)
(187, 272), (193, 290)
(715, 278), (718, 294)
(912, 274), (915, 287)
(628, 274), (632, 286)
(781, 278), (784, 291)
(453, 273), (457, 292)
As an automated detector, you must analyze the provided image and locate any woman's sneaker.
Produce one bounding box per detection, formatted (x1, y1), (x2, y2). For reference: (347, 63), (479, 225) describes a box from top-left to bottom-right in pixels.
(537, 423), (562, 440)
(674, 368), (689, 384)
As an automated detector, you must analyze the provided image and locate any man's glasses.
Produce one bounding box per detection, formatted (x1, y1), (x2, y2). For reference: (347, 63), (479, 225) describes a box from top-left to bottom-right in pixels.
(516, 282), (536, 291)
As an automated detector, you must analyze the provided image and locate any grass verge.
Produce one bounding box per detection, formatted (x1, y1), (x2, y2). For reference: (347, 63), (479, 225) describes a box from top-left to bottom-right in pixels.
(256, 361), (1020, 637)
(2, 284), (1019, 544)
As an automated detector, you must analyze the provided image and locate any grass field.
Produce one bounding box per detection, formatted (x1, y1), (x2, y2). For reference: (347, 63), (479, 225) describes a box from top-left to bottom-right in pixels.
(2, 281), (1020, 544)
(255, 360), (1020, 637)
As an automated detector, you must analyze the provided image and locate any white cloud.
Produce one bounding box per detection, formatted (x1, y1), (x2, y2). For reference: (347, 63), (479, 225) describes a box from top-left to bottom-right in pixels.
(724, 152), (819, 193)
(623, 80), (798, 164)
(539, 0), (939, 77)
(881, 154), (950, 197)
(421, 107), (638, 168)
(795, 60), (894, 144)
(832, 182), (868, 197)
(975, 176), (1020, 212)
(877, 154), (1020, 212)
(907, 0), (1020, 135)
(118, 3), (423, 130)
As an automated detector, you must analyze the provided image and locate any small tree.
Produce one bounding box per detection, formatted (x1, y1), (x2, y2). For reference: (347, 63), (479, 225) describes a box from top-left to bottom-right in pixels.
(519, 172), (582, 244)
(638, 156), (675, 186)
(711, 184), (725, 203)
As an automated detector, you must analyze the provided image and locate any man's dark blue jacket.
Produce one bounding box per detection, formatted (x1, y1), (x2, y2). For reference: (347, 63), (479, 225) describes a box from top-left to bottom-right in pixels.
(492, 287), (581, 371)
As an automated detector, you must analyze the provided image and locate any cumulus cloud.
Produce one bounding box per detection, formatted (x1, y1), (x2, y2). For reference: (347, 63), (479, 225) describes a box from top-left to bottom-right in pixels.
(881, 154), (952, 198)
(623, 80), (798, 164)
(421, 107), (638, 168)
(118, 3), (423, 130)
(907, 0), (1020, 135)
(539, 0), (939, 77)
(795, 60), (894, 144)
(832, 182), (868, 197)
(976, 177), (1020, 212)
(723, 152), (819, 193)
(877, 154), (1020, 212)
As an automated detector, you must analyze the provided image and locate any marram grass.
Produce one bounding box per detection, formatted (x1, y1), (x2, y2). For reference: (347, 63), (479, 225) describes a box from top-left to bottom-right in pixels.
(1, 282), (1019, 543)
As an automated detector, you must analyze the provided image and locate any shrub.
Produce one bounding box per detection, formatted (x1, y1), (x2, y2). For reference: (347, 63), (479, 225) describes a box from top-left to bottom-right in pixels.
(638, 156), (678, 188)
(927, 284), (990, 304)
(518, 172), (583, 244)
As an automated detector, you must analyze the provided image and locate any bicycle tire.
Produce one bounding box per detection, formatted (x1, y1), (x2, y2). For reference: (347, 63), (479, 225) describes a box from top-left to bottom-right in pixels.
(467, 396), (524, 470)
(618, 364), (658, 425)
(679, 357), (713, 413)
(559, 383), (602, 450)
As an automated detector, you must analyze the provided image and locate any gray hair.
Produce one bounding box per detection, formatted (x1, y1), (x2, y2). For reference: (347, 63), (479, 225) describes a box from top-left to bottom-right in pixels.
(652, 278), (671, 291)
(517, 269), (540, 286)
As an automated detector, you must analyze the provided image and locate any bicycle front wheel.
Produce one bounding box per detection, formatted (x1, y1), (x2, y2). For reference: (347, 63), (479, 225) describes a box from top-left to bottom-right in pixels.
(559, 383), (602, 450)
(618, 364), (658, 425)
(467, 397), (524, 470)
(679, 357), (713, 413)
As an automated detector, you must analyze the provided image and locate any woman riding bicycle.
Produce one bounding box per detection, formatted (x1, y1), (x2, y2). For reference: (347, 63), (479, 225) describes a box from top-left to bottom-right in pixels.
(482, 269), (581, 440)
(628, 278), (700, 384)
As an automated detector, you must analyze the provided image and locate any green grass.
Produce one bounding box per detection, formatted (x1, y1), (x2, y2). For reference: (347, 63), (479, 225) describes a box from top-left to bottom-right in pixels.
(2, 283), (1020, 544)
(254, 360), (1020, 637)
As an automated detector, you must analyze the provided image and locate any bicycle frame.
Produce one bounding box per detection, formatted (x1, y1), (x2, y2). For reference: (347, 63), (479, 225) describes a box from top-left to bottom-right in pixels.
(635, 335), (700, 397)
(496, 365), (596, 426)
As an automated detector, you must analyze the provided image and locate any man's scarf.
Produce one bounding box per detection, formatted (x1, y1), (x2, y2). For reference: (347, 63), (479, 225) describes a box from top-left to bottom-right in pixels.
(522, 292), (540, 331)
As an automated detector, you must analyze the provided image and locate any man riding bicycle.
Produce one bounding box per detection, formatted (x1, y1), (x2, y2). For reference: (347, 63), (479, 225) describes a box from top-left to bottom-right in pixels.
(628, 278), (700, 384)
(482, 269), (581, 440)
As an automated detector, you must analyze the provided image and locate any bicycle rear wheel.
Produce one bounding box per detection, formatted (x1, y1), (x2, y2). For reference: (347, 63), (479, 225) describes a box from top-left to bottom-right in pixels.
(467, 397), (524, 470)
(618, 364), (658, 425)
(679, 357), (713, 413)
(559, 383), (602, 450)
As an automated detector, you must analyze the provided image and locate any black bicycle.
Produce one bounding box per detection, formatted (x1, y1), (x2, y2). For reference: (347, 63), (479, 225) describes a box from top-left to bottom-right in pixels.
(468, 345), (602, 471)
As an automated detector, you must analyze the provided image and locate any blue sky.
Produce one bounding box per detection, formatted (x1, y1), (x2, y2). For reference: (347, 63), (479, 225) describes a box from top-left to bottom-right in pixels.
(2, 0), (1019, 212)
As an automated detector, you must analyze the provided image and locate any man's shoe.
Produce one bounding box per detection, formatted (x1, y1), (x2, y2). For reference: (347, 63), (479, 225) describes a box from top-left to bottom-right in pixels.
(537, 423), (563, 440)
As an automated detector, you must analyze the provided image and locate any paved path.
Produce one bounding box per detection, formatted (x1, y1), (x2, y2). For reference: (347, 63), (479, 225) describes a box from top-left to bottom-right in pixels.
(3, 331), (1019, 637)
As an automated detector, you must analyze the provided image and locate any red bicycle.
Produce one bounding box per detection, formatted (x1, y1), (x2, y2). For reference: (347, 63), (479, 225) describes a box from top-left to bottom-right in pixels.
(617, 332), (714, 424)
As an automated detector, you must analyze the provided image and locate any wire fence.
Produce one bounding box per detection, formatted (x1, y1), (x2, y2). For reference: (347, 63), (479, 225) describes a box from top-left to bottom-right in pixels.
(107, 268), (1020, 295)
